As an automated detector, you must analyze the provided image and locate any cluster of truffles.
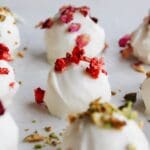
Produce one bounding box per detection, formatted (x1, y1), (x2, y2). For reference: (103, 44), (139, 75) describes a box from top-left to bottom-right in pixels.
(34, 6), (150, 149)
(37, 5), (111, 118)
(0, 6), (20, 150)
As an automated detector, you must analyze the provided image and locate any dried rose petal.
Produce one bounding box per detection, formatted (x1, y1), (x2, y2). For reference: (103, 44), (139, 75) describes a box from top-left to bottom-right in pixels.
(59, 6), (76, 24)
(34, 87), (45, 104)
(55, 58), (67, 72)
(0, 101), (5, 115)
(36, 18), (53, 29)
(78, 6), (90, 17)
(68, 23), (81, 32)
(60, 13), (74, 23)
(76, 34), (90, 49)
(9, 82), (15, 88)
(71, 46), (85, 64)
(119, 34), (131, 47)
(0, 68), (9, 75)
(0, 43), (12, 61)
(59, 5), (76, 14)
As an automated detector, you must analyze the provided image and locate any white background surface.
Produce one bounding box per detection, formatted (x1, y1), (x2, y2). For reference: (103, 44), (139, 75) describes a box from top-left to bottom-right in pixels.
(0, 0), (150, 149)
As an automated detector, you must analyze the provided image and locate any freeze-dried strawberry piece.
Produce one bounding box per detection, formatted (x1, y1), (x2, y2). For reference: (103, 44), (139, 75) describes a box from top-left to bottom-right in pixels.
(0, 68), (9, 75)
(0, 101), (5, 115)
(76, 34), (90, 49)
(0, 43), (12, 61)
(118, 34), (131, 47)
(34, 87), (45, 104)
(71, 46), (85, 64)
(86, 58), (105, 79)
(68, 23), (81, 32)
(55, 58), (67, 72)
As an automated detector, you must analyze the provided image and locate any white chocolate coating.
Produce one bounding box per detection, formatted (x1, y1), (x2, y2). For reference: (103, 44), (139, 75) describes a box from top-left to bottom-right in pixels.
(44, 62), (111, 118)
(0, 60), (19, 108)
(45, 12), (105, 63)
(62, 114), (149, 150)
(0, 112), (19, 150)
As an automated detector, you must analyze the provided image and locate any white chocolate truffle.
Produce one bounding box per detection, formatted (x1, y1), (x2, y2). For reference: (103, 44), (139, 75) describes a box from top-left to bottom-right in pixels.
(131, 16), (150, 64)
(0, 7), (20, 54)
(0, 60), (19, 108)
(44, 6), (105, 63)
(141, 74), (150, 114)
(0, 112), (19, 150)
(62, 101), (149, 150)
(44, 61), (111, 118)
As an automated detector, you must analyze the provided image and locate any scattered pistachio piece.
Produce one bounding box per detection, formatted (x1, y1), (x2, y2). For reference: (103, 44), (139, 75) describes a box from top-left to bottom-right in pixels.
(24, 133), (44, 143)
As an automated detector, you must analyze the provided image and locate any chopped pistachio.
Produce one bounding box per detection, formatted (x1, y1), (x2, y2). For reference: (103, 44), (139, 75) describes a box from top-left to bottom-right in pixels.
(0, 14), (6, 22)
(32, 120), (36, 123)
(111, 91), (117, 96)
(34, 144), (43, 149)
(44, 126), (52, 132)
(24, 133), (44, 143)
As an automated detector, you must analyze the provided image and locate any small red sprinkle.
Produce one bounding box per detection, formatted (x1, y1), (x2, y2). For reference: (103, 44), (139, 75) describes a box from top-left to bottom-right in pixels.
(0, 101), (5, 116)
(78, 6), (90, 17)
(76, 34), (90, 49)
(55, 58), (67, 72)
(118, 34), (131, 47)
(9, 82), (15, 88)
(0, 43), (12, 61)
(0, 68), (9, 75)
(68, 23), (81, 32)
(34, 87), (45, 104)
(86, 58), (106, 79)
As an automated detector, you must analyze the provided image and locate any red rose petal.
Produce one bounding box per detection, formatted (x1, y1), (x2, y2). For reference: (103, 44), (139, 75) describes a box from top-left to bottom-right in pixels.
(68, 23), (81, 32)
(0, 101), (5, 116)
(0, 43), (12, 61)
(0, 68), (9, 75)
(118, 34), (131, 47)
(76, 34), (90, 49)
(34, 87), (45, 104)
